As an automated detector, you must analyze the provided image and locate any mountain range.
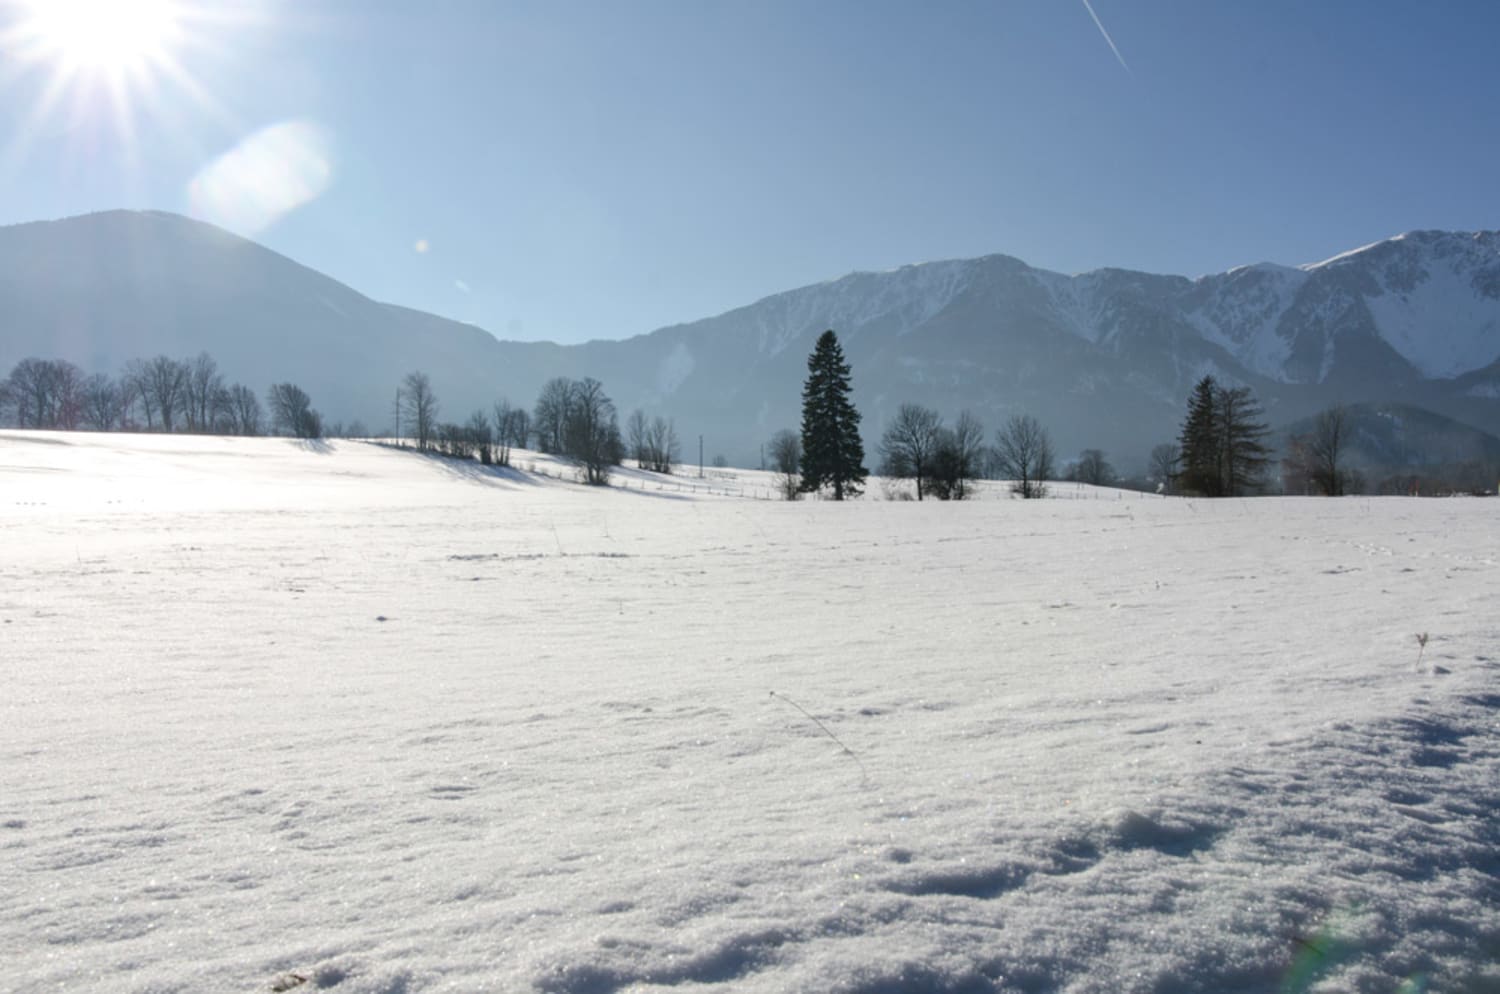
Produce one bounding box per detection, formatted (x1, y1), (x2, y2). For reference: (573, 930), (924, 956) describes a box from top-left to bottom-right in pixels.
(3, 210), (1498, 470)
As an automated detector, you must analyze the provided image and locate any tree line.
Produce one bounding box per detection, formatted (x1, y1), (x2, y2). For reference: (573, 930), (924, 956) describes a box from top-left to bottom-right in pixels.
(0, 354), (345, 439)
(773, 329), (1059, 501)
(6, 344), (1451, 499)
(776, 337), (1383, 501)
(393, 371), (683, 488)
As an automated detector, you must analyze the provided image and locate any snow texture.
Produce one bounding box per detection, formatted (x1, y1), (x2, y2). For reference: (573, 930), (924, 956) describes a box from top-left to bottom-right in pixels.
(3, 431), (1499, 994)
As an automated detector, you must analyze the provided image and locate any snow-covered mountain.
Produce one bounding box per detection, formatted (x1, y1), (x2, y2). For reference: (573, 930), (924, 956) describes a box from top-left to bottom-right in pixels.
(597, 232), (1500, 467)
(3, 211), (1498, 467)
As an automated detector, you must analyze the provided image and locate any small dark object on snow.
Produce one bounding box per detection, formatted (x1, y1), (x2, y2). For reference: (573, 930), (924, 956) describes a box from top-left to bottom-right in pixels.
(270, 973), (308, 992)
(375, 615), (389, 622)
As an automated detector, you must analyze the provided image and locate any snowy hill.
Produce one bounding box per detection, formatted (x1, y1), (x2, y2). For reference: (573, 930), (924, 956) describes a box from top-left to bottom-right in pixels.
(4, 429), (1498, 992)
(4, 212), (1499, 467)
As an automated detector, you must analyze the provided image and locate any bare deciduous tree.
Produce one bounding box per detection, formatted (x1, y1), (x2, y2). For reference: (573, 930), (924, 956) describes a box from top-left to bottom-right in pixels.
(506, 407), (530, 449)
(532, 377), (575, 454)
(5, 357), (82, 429)
(993, 413), (1054, 499)
(81, 374), (124, 431)
(121, 359), (155, 430)
(1070, 448), (1116, 487)
(137, 356), (188, 432)
(648, 417), (679, 473)
(928, 410), (985, 500)
(5, 358), (48, 427)
(433, 422), (470, 458)
(563, 377), (621, 485)
(626, 413), (680, 473)
(769, 429), (802, 500)
(878, 403), (942, 500)
(267, 383), (322, 439)
(1149, 443), (1179, 492)
(466, 410), (494, 464)
(223, 384), (263, 435)
(183, 352), (224, 433)
(627, 409), (650, 467)
(492, 399), (520, 466)
(400, 371), (439, 450)
(1288, 405), (1353, 496)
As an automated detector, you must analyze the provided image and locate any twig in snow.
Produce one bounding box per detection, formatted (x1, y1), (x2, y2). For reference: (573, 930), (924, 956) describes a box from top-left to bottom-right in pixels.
(1414, 632), (1430, 672)
(770, 690), (868, 781)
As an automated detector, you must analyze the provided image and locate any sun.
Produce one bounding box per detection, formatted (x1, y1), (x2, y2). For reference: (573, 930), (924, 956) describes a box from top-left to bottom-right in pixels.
(1, 0), (219, 167)
(11, 0), (184, 76)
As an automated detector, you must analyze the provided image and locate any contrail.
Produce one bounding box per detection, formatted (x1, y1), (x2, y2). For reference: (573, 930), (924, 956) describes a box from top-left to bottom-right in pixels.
(1081, 0), (1131, 74)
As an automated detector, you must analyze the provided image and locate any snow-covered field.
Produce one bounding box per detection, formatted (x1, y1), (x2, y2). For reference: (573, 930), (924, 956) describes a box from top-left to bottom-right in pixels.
(3, 431), (1497, 994)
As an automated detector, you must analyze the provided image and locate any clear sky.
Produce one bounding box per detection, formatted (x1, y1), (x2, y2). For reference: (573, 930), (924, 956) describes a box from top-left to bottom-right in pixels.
(2, 0), (1498, 345)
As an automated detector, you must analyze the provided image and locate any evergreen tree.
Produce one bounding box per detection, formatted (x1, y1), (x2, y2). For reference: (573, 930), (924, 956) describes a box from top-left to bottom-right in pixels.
(1217, 385), (1271, 495)
(1175, 375), (1271, 496)
(1176, 375), (1221, 496)
(799, 330), (867, 499)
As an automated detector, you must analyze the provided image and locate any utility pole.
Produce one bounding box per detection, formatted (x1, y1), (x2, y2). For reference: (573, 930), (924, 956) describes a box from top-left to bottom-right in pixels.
(393, 388), (402, 444)
(699, 434), (704, 478)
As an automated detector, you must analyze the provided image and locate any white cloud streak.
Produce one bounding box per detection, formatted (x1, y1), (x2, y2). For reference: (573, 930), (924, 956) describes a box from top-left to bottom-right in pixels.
(1081, 0), (1131, 74)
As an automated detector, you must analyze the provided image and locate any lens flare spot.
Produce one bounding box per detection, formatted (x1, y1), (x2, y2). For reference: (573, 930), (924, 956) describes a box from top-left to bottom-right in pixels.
(188, 120), (332, 235)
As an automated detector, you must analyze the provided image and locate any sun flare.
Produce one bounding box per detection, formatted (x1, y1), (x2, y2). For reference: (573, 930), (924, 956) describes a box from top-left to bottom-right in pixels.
(1, 0), (224, 169)
(14, 0), (183, 75)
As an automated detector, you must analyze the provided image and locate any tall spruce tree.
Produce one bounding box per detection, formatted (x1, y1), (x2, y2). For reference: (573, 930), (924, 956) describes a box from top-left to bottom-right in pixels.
(1175, 375), (1271, 496)
(1177, 375), (1221, 496)
(1217, 385), (1271, 495)
(799, 330), (867, 499)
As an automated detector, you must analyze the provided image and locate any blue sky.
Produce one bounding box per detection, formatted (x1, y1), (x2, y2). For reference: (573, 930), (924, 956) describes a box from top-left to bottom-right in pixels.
(2, 0), (1498, 344)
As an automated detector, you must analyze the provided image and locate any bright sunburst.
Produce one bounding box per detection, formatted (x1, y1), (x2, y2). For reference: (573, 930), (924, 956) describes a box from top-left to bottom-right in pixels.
(14, 0), (184, 74)
(1, 0), (223, 170)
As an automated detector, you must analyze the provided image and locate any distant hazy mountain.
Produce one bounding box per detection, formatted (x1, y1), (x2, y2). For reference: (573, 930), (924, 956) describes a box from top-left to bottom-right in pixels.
(0, 210), (531, 432)
(1276, 402), (1500, 484)
(3, 211), (1498, 469)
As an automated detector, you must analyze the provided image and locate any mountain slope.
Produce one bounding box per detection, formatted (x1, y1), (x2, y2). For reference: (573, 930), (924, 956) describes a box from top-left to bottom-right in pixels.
(0, 210), (515, 428)
(3, 211), (1498, 468)
(1275, 402), (1500, 494)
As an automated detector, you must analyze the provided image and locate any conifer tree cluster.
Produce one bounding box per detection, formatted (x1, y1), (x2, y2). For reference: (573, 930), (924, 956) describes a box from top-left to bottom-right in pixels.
(1175, 374), (1271, 496)
(799, 330), (867, 500)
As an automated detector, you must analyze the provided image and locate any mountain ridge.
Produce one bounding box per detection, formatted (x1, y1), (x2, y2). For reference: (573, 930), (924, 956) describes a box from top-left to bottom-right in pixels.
(2, 210), (1498, 468)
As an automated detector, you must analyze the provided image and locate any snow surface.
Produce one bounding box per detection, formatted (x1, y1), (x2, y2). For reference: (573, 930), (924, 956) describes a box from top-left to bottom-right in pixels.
(1300, 231), (1500, 379)
(4, 432), (1499, 994)
(1363, 263), (1500, 379)
(1032, 270), (1107, 345)
(1185, 265), (1307, 376)
(1301, 238), (1397, 273)
(748, 261), (977, 358)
